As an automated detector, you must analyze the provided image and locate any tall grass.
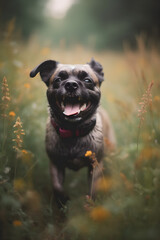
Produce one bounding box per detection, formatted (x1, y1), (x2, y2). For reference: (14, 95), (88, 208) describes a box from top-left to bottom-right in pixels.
(0, 30), (160, 240)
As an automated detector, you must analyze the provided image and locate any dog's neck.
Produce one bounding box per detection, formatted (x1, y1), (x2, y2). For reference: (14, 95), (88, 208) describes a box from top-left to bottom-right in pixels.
(50, 116), (96, 138)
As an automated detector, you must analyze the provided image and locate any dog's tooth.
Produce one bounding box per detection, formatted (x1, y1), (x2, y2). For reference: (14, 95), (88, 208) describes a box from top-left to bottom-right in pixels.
(78, 97), (81, 101)
(80, 103), (86, 111)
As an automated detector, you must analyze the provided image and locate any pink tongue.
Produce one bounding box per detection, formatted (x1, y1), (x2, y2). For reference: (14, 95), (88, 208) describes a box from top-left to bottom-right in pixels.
(63, 104), (80, 116)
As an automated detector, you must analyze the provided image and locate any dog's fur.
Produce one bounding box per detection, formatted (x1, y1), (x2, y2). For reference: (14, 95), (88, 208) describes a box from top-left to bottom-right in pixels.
(30, 59), (115, 207)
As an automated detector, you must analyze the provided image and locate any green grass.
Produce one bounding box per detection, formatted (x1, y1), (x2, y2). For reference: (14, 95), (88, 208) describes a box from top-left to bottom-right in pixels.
(0, 32), (160, 240)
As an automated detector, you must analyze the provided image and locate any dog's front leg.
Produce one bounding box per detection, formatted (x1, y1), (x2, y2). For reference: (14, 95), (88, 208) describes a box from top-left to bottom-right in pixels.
(50, 162), (69, 208)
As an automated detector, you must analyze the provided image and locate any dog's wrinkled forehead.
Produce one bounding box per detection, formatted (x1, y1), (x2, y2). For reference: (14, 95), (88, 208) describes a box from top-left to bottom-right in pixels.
(50, 64), (99, 85)
(30, 59), (104, 87)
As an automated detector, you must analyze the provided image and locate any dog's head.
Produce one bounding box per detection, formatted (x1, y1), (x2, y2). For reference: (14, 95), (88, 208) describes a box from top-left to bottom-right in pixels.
(30, 59), (104, 127)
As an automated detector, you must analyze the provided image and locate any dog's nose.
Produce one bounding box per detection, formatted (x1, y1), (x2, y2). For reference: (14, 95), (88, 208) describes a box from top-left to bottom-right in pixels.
(65, 80), (78, 92)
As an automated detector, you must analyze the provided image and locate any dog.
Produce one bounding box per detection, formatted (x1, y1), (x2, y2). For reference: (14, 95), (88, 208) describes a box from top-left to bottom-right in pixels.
(30, 58), (115, 208)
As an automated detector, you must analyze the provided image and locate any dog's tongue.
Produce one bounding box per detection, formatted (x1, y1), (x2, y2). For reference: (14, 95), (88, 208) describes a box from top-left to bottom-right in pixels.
(63, 104), (80, 116)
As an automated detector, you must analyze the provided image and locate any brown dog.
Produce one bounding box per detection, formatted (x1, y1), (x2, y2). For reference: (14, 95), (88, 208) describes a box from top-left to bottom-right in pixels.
(30, 59), (115, 208)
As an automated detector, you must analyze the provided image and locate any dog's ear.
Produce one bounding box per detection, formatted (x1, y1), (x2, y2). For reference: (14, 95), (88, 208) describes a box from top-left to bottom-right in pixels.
(30, 60), (58, 86)
(88, 58), (104, 86)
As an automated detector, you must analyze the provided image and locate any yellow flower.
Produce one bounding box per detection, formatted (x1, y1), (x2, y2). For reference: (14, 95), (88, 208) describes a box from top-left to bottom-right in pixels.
(85, 151), (99, 169)
(90, 206), (111, 222)
(21, 149), (28, 154)
(13, 220), (22, 227)
(85, 150), (93, 157)
(9, 111), (16, 117)
(24, 83), (31, 89)
(13, 178), (25, 192)
(21, 149), (33, 164)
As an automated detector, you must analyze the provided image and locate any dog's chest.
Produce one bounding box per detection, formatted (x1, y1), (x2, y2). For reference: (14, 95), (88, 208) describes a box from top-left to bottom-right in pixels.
(46, 122), (104, 170)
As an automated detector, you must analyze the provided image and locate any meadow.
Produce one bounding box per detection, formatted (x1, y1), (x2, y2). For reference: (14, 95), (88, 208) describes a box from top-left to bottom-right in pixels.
(0, 28), (160, 240)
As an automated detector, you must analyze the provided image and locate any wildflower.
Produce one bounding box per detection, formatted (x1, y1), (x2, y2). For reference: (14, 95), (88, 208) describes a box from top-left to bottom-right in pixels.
(90, 206), (111, 222)
(24, 83), (31, 89)
(13, 117), (25, 151)
(13, 220), (22, 227)
(21, 149), (28, 154)
(21, 149), (33, 164)
(138, 80), (154, 126)
(85, 151), (99, 168)
(9, 111), (16, 117)
(1, 76), (10, 118)
(2, 96), (10, 101)
(85, 150), (103, 197)
(85, 150), (93, 157)
(13, 178), (25, 192)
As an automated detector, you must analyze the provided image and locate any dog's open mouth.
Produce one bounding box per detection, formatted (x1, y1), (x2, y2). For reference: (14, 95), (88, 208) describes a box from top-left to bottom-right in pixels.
(62, 102), (89, 116)
(56, 97), (90, 118)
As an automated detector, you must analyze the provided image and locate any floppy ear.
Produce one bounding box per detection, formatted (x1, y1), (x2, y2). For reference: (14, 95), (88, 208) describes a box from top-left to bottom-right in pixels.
(30, 60), (58, 86)
(88, 58), (104, 86)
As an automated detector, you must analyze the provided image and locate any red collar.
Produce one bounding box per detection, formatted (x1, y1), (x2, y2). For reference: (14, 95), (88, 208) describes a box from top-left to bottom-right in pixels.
(51, 118), (96, 138)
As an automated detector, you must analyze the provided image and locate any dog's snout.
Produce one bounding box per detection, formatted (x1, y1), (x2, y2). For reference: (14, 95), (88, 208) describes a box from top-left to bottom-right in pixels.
(65, 80), (78, 92)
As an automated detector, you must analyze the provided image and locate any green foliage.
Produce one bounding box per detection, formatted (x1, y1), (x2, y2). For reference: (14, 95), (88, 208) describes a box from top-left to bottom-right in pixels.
(56, 0), (160, 49)
(0, 0), (47, 38)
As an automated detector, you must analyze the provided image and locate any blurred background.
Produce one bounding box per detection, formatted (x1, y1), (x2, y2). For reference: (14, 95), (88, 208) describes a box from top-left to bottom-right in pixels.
(0, 1), (160, 240)
(0, 0), (160, 49)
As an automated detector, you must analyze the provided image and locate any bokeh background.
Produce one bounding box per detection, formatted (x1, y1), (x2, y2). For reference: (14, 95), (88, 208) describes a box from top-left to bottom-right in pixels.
(0, 0), (160, 240)
(1, 0), (160, 49)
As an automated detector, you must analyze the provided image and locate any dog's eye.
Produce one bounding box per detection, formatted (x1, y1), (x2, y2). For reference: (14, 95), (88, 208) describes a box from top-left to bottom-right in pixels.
(84, 78), (92, 83)
(54, 77), (61, 83)
(53, 77), (61, 88)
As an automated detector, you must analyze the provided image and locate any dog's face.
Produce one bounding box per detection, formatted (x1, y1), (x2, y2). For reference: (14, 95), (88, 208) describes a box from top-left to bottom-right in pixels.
(30, 59), (104, 127)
